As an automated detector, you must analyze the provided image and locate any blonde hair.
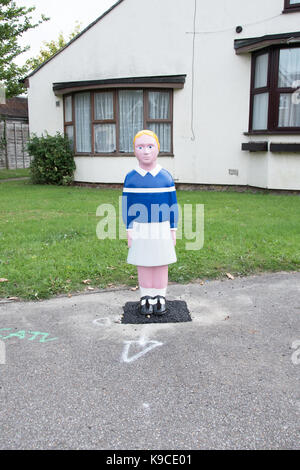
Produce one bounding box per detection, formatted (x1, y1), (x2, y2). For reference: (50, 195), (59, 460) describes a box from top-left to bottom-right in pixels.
(133, 129), (160, 151)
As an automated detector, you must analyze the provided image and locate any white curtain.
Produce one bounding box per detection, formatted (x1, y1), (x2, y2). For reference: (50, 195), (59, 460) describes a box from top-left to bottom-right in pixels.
(148, 91), (169, 119)
(94, 92), (114, 120)
(75, 92), (91, 152)
(148, 123), (171, 152)
(73, 90), (173, 153)
(94, 92), (116, 151)
(278, 93), (300, 127)
(148, 91), (171, 152)
(119, 90), (143, 152)
(278, 48), (300, 126)
(94, 124), (116, 152)
(279, 47), (300, 88)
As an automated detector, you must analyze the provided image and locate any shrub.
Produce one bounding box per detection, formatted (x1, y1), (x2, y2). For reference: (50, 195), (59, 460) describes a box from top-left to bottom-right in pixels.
(27, 132), (76, 185)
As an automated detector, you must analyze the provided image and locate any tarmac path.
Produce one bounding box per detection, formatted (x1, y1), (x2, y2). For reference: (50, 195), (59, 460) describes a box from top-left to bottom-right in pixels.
(0, 271), (299, 450)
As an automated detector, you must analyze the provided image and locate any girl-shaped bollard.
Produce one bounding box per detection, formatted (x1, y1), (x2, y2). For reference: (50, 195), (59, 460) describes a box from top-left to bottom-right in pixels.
(122, 130), (178, 315)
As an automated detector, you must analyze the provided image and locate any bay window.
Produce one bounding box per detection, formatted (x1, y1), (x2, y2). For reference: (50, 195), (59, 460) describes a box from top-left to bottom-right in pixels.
(249, 45), (300, 133)
(64, 88), (173, 155)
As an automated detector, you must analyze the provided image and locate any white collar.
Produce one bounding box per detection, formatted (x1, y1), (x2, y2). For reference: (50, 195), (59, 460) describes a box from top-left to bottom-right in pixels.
(135, 164), (162, 177)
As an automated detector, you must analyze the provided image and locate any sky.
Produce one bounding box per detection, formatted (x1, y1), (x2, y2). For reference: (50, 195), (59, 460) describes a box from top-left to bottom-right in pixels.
(15, 0), (117, 65)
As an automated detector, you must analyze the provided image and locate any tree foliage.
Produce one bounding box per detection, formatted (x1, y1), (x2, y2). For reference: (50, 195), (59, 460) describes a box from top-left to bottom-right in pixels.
(0, 0), (49, 98)
(26, 22), (82, 72)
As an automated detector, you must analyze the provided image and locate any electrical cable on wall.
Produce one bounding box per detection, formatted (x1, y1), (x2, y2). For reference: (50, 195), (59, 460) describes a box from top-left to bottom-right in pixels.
(186, 13), (282, 35)
(188, 5), (282, 142)
(190, 0), (197, 141)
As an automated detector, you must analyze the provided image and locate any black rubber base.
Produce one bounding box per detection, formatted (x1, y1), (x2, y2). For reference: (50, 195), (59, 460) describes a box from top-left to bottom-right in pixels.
(122, 300), (191, 324)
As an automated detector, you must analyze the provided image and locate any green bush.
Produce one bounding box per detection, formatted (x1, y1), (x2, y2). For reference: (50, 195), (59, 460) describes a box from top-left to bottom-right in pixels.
(27, 132), (76, 185)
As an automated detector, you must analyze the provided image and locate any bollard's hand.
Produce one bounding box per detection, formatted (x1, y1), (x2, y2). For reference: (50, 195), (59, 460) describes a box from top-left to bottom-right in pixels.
(171, 229), (176, 246)
(127, 230), (133, 248)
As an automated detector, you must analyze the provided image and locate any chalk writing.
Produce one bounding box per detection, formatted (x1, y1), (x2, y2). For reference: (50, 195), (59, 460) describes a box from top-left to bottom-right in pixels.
(122, 334), (163, 363)
(27, 331), (59, 343)
(291, 340), (300, 365)
(0, 328), (58, 343)
(93, 318), (112, 327)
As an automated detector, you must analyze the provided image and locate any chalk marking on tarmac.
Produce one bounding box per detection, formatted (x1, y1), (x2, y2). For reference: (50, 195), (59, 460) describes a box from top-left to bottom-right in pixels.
(121, 332), (163, 363)
(93, 318), (112, 327)
(291, 340), (300, 365)
(0, 328), (58, 343)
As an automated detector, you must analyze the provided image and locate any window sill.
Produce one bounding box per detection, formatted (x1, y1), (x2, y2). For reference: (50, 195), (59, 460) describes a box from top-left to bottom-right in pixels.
(282, 7), (300, 13)
(244, 130), (300, 135)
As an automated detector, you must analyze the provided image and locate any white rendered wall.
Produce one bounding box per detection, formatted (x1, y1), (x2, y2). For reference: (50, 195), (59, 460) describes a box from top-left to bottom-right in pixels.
(74, 156), (176, 184)
(28, 0), (300, 190)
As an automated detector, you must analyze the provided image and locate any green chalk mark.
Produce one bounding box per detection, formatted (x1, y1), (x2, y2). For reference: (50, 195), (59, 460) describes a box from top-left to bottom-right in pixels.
(2, 330), (27, 340)
(0, 328), (12, 338)
(0, 328), (58, 343)
(27, 331), (58, 343)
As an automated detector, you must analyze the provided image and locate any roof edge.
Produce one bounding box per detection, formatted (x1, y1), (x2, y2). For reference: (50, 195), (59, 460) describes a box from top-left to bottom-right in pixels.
(234, 30), (300, 54)
(53, 75), (187, 93)
(22, 0), (125, 82)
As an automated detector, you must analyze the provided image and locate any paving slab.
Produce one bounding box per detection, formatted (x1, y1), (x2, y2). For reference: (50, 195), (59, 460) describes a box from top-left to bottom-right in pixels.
(0, 271), (299, 450)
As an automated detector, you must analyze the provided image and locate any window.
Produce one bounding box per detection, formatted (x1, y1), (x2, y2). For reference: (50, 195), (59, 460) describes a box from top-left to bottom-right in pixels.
(64, 95), (74, 150)
(283, 0), (300, 12)
(64, 89), (173, 155)
(249, 45), (300, 132)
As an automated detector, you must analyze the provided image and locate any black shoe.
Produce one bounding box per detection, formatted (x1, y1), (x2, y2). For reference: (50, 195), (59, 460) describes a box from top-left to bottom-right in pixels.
(153, 296), (167, 316)
(140, 296), (153, 315)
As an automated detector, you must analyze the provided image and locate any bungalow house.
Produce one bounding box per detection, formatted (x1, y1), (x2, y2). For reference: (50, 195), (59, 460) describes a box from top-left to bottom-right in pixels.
(25, 0), (300, 190)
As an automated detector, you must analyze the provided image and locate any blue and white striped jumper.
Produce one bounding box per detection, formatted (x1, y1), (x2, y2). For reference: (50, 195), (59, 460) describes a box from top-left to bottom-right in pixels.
(122, 164), (178, 267)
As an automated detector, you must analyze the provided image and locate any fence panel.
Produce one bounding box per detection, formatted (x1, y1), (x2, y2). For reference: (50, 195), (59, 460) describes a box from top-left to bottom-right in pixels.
(0, 120), (30, 169)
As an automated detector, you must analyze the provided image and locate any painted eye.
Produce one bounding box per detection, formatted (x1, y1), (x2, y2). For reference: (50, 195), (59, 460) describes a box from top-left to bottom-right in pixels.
(149, 145), (153, 149)
(138, 146), (142, 150)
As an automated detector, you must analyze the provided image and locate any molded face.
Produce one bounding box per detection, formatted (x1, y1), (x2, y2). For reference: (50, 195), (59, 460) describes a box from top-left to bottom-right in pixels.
(134, 134), (159, 169)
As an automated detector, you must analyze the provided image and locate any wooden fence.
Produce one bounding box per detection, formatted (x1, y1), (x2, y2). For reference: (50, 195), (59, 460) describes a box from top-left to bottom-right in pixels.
(0, 119), (31, 169)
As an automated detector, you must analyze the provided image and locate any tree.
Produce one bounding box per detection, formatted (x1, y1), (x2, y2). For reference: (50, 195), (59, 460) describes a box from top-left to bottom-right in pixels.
(26, 22), (82, 72)
(0, 0), (49, 98)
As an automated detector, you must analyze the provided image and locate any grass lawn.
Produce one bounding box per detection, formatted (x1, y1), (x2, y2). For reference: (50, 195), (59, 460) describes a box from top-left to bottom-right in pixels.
(0, 180), (299, 301)
(0, 168), (30, 180)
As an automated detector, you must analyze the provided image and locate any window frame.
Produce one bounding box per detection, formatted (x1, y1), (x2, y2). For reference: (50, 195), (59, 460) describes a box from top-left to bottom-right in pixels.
(249, 44), (300, 134)
(64, 88), (174, 156)
(64, 94), (75, 149)
(92, 90), (117, 154)
(283, 0), (300, 13)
